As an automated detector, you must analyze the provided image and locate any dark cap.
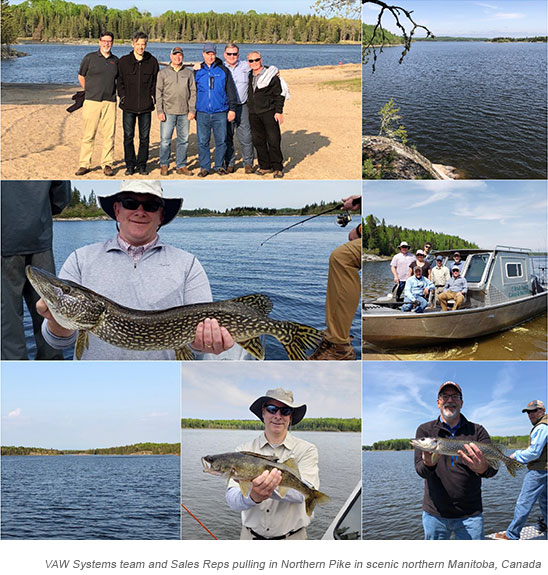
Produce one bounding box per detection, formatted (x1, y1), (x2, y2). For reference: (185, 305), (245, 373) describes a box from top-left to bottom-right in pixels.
(436, 255), (443, 261)
(171, 46), (184, 55)
(203, 42), (217, 54)
(453, 251), (461, 257)
(438, 381), (462, 396)
(522, 400), (545, 413)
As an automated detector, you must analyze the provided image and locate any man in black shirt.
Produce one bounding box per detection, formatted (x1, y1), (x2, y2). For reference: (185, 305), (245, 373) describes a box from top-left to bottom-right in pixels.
(75, 31), (118, 177)
(118, 31), (159, 175)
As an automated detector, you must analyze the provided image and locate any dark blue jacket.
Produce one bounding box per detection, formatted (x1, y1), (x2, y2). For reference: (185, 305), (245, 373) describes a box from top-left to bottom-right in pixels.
(194, 58), (237, 114)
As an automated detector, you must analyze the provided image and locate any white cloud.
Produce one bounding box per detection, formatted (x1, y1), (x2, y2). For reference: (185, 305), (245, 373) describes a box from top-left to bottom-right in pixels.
(492, 12), (526, 20)
(8, 408), (21, 418)
(475, 2), (499, 9)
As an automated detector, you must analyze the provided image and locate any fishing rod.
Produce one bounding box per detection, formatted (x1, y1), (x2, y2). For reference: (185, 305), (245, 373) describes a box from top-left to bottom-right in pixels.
(260, 203), (348, 246)
(181, 503), (217, 539)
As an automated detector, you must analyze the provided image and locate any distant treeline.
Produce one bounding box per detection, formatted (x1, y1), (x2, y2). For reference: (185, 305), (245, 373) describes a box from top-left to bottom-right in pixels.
(363, 435), (530, 451)
(362, 214), (478, 256)
(182, 418), (361, 432)
(12, 0), (360, 43)
(2, 442), (180, 455)
(362, 22), (401, 46)
(491, 37), (547, 43)
(179, 201), (341, 218)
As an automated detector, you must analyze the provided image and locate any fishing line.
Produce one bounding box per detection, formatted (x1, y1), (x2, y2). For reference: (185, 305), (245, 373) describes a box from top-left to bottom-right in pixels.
(181, 503), (218, 539)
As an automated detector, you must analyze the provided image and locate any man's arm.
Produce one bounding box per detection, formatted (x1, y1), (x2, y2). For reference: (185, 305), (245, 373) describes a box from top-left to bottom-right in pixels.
(156, 69), (165, 120)
(117, 59), (126, 102)
(188, 73), (196, 119)
(414, 424), (438, 478)
(78, 74), (85, 90)
(512, 425), (547, 464)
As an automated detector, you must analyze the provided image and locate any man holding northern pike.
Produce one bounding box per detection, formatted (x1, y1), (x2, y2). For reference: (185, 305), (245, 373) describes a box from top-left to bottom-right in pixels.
(412, 381), (501, 540)
(202, 388), (329, 539)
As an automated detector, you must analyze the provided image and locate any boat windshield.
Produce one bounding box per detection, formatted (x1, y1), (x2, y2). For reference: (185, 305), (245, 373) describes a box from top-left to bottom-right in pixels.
(465, 254), (490, 283)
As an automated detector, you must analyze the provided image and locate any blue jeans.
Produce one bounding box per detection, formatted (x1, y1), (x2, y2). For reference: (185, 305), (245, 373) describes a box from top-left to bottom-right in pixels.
(225, 103), (254, 167)
(402, 295), (428, 313)
(196, 111), (227, 171)
(422, 511), (484, 540)
(506, 470), (547, 539)
(122, 111), (151, 169)
(159, 114), (190, 168)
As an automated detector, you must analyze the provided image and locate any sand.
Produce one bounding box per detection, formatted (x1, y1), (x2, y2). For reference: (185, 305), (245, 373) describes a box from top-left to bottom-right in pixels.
(1, 64), (361, 181)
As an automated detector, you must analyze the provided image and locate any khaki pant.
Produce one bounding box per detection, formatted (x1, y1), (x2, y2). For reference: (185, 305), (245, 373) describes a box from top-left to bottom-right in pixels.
(438, 290), (465, 311)
(79, 99), (116, 168)
(240, 526), (307, 540)
(324, 238), (361, 344)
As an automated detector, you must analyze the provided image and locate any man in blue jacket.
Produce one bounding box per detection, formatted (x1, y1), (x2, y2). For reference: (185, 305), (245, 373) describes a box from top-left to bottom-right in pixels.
(194, 43), (237, 177)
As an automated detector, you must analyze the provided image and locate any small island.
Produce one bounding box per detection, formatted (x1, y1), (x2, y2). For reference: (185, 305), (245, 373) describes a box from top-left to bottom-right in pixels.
(1, 442), (180, 456)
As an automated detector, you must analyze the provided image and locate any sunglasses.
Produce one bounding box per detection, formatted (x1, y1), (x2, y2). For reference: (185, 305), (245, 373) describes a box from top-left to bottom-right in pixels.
(439, 393), (462, 401)
(119, 198), (163, 212)
(264, 404), (293, 416)
(225, 52), (238, 56)
(248, 58), (261, 63)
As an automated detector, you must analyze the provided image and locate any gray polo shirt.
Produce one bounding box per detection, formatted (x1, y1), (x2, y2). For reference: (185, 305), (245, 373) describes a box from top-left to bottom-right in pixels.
(79, 50), (119, 102)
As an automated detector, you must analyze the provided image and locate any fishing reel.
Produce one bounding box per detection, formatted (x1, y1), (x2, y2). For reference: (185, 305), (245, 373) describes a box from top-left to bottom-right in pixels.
(336, 211), (352, 228)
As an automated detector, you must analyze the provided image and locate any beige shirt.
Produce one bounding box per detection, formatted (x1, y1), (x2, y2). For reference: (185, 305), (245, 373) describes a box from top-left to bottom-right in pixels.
(226, 432), (320, 537)
(431, 264), (450, 287)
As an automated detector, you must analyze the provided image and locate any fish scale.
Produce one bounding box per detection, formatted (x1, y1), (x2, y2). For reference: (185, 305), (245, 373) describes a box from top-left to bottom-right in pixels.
(25, 266), (322, 361)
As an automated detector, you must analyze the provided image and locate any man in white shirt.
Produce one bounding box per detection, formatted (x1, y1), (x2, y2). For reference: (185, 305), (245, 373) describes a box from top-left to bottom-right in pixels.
(390, 241), (416, 300)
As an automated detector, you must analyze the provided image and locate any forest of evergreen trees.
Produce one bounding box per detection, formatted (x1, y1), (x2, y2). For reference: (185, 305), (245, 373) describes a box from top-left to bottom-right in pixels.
(362, 214), (479, 256)
(10, 0), (360, 43)
(182, 418), (361, 432)
(362, 22), (401, 46)
(1, 442), (180, 455)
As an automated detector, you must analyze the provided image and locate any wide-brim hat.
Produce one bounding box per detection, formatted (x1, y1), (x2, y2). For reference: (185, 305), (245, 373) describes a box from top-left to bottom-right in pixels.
(98, 181), (183, 227)
(249, 388), (307, 425)
(399, 241), (410, 248)
(522, 400), (545, 413)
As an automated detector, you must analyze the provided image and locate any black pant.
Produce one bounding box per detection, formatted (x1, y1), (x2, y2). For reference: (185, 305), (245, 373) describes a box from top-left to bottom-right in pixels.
(249, 111), (283, 171)
(123, 111), (151, 169)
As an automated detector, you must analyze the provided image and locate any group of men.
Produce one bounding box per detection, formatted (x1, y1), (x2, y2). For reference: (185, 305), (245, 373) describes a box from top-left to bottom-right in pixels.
(76, 32), (286, 178)
(414, 381), (547, 540)
(390, 241), (468, 313)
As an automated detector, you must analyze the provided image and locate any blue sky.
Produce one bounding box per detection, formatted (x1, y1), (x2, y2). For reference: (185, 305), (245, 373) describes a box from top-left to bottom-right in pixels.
(363, 180), (547, 251)
(1, 362), (181, 450)
(13, 1), (329, 17)
(363, 0), (547, 38)
(363, 361), (547, 444)
(182, 361), (361, 419)
(74, 180), (361, 211)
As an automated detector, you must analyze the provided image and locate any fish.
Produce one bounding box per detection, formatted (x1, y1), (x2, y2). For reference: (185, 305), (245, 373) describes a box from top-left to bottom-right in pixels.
(410, 437), (525, 476)
(25, 265), (322, 361)
(201, 451), (330, 516)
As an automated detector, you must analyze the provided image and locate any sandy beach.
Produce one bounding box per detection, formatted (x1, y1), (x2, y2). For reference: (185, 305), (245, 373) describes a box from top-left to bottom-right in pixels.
(1, 64), (360, 181)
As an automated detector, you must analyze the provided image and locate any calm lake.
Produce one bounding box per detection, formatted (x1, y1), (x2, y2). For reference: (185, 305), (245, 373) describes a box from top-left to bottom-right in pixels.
(363, 450), (536, 540)
(22, 216), (361, 360)
(1, 455), (179, 539)
(363, 42), (548, 179)
(1, 43), (361, 84)
(181, 429), (361, 540)
(362, 259), (547, 360)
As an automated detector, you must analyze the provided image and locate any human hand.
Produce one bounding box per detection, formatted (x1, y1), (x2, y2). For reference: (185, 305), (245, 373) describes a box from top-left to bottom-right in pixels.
(192, 62), (202, 71)
(422, 451), (439, 467)
(227, 110), (236, 122)
(188, 112), (195, 121)
(274, 113), (283, 124)
(36, 299), (75, 337)
(341, 195), (361, 211)
(158, 113), (166, 122)
(458, 443), (489, 474)
(249, 469), (282, 503)
(191, 318), (234, 354)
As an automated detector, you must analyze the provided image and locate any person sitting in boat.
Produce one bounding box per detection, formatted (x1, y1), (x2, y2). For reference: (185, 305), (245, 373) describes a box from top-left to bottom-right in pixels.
(409, 249), (431, 280)
(401, 266), (434, 314)
(390, 241), (416, 300)
(448, 251), (465, 274)
(35, 180), (246, 360)
(438, 266), (468, 312)
(430, 255), (450, 307)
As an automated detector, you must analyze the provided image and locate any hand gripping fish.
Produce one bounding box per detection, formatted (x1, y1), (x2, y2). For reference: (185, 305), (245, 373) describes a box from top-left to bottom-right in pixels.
(25, 266), (322, 361)
(201, 451), (330, 516)
(410, 437), (525, 476)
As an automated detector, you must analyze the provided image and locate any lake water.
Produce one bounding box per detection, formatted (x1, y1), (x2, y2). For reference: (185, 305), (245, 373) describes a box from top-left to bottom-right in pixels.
(1, 43), (361, 84)
(363, 450), (536, 540)
(1, 455), (180, 539)
(181, 429), (361, 540)
(362, 42), (548, 179)
(22, 216), (361, 360)
(362, 259), (547, 360)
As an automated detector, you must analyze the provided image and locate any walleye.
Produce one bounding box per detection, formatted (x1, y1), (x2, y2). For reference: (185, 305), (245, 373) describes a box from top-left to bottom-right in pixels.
(410, 437), (524, 477)
(25, 266), (322, 361)
(201, 451), (330, 516)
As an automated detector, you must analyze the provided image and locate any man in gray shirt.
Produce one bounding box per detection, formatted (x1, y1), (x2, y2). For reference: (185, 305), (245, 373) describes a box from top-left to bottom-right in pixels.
(36, 181), (241, 360)
(438, 266), (468, 311)
(1, 181), (71, 359)
(156, 47), (196, 176)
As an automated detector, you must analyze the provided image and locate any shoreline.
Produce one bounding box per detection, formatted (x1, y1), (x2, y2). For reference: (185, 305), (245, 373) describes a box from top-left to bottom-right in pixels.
(15, 38), (360, 46)
(1, 64), (361, 181)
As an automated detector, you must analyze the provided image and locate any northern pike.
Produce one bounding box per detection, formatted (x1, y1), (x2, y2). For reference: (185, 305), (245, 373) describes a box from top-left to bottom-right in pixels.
(25, 266), (322, 361)
(410, 437), (524, 476)
(201, 451), (330, 516)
